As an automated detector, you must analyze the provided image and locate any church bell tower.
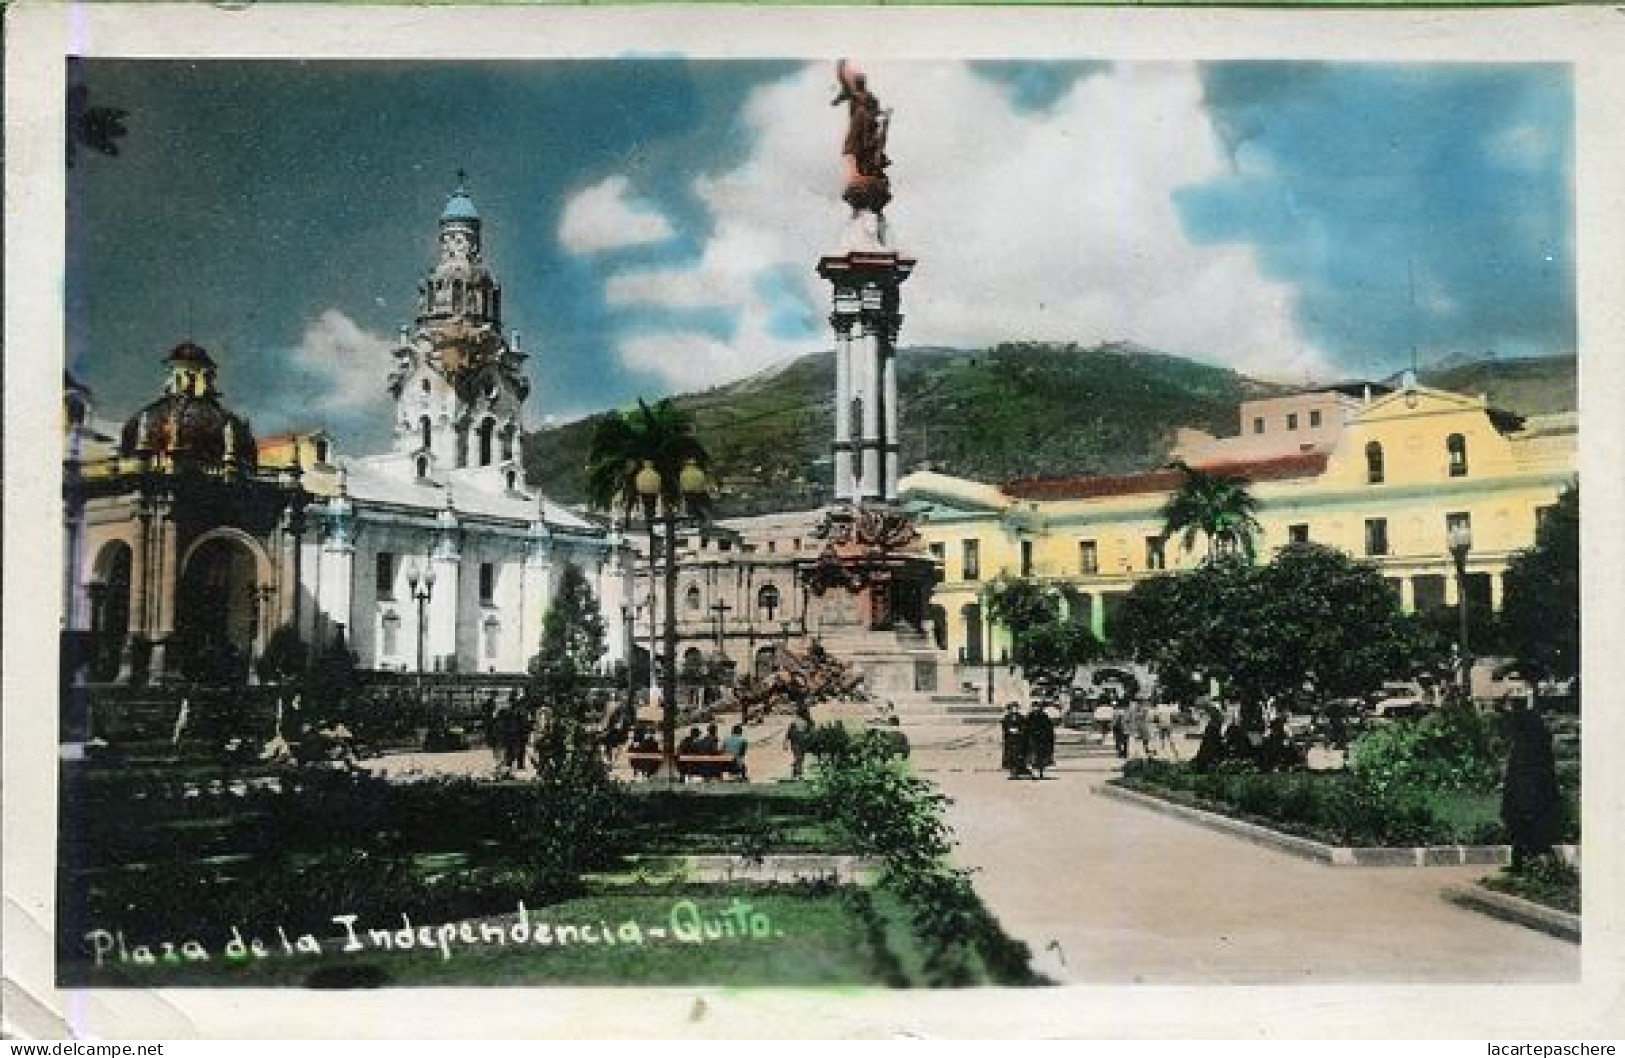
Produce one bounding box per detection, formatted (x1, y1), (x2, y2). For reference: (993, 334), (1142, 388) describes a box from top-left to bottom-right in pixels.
(389, 177), (530, 478)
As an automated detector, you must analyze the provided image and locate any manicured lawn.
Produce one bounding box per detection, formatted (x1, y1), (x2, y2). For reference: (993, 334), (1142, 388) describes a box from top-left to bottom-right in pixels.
(619, 785), (844, 854)
(63, 884), (925, 987)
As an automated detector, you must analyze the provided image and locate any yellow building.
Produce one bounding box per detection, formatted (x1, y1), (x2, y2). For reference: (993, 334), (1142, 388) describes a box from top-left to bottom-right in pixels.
(900, 379), (1575, 666)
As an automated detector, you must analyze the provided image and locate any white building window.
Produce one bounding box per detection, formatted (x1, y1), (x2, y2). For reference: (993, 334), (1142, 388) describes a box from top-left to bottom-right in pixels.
(758, 584), (781, 622)
(483, 617), (501, 660)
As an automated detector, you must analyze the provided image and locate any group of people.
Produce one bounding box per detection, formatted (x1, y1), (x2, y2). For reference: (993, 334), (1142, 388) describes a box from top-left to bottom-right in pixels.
(999, 701), (1057, 779)
(481, 692), (541, 771)
(1108, 699), (1182, 760)
(677, 722), (752, 779)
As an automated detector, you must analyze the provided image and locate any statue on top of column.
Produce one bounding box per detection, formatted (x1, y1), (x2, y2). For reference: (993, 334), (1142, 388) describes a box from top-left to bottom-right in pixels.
(832, 59), (892, 215)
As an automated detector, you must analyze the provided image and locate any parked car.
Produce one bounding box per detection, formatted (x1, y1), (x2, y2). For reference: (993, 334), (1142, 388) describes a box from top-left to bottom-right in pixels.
(1369, 696), (1426, 723)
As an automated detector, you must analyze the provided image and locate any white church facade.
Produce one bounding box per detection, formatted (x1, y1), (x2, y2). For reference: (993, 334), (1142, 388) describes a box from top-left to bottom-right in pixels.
(63, 184), (628, 683)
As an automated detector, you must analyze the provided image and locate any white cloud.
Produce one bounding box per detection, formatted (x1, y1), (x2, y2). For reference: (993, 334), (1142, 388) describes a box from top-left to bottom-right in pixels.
(558, 174), (676, 254)
(289, 309), (394, 416)
(597, 61), (1331, 392)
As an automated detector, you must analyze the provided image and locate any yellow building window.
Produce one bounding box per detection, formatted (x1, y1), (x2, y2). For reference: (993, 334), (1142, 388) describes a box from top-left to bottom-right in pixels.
(1366, 441), (1385, 484)
(962, 539), (981, 581)
(1447, 433), (1469, 477)
(1079, 539), (1098, 574)
(1364, 518), (1389, 557)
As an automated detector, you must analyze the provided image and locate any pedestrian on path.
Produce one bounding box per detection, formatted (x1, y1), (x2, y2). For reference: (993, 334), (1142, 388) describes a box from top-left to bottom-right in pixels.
(1000, 701), (1029, 779)
(1026, 701), (1055, 779)
(1111, 706), (1130, 759)
(784, 705), (813, 779)
(1153, 701), (1180, 760)
(1130, 700), (1154, 759)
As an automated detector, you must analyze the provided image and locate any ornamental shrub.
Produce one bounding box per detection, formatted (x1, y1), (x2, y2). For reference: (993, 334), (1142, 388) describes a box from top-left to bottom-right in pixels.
(1348, 708), (1500, 794)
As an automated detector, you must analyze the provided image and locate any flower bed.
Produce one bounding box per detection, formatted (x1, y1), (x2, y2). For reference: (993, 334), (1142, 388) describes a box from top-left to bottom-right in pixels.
(1116, 758), (1520, 848)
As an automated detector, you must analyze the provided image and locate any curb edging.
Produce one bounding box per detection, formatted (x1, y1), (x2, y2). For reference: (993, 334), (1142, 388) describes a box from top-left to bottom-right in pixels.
(1443, 884), (1580, 943)
(1096, 781), (1579, 868)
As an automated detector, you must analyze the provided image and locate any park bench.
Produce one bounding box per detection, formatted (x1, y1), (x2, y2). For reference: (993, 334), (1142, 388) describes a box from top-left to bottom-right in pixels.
(626, 751), (663, 778)
(678, 753), (745, 782)
(623, 751), (747, 781)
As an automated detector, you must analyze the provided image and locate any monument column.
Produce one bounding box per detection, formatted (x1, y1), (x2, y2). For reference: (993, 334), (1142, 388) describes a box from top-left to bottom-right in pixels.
(820, 256), (913, 503)
(832, 315), (855, 500)
(821, 60), (912, 505)
(882, 341), (900, 499)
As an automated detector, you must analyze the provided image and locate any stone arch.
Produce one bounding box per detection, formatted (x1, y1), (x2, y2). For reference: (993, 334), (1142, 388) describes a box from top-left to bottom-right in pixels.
(175, 529), (274, 683)
(88, 540), (135, 680)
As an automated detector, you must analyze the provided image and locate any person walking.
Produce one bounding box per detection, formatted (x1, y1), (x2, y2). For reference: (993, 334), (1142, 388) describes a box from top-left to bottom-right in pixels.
(1154, 700), (1180, 760)
(1025, 700), (1056, 779)
(1111, 705), (1130, 759)
(1130, 699), (1154, 759)
(1000, 702), (1029, 779)
(784, 705), (813, 779)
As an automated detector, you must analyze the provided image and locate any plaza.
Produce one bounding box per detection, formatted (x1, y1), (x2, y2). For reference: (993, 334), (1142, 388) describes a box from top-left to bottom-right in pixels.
(48, 53), (1587, 1005)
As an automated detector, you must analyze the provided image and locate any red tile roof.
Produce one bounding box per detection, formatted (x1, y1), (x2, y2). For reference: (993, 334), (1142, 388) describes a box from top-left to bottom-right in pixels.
(1000, 452), (1329, 501)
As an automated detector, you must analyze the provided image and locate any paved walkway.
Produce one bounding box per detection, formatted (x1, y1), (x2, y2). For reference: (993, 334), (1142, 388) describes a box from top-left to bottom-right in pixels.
(923, 751), (1578, 984)
(355, 710), (1577, 985)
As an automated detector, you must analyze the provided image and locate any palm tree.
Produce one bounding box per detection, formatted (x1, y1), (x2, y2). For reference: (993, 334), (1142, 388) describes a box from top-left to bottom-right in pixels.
(585, 398), (711, 525)
(585, 399), (712, 776)
(1159, 459), (1262, 563)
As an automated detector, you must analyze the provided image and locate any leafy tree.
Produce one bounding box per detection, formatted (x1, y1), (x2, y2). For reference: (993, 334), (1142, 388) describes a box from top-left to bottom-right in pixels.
(1243, 544), (1442, 705)
(1013, 618), (1102, 696)
(1116, 545), (1442, 728)
(1159, 459), (1263, 562)
(306, 627), (359, 717)
(981, 574), (1060, 634)
(529, 561), (607, 691)
(255, 624), (308, 685)
(980, 575), (1098, 692)
(1499, 482), (1579, 687)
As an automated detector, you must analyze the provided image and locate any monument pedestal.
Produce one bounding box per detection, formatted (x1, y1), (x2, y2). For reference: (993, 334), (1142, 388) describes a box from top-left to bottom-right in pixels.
(797, 503), (944, 696)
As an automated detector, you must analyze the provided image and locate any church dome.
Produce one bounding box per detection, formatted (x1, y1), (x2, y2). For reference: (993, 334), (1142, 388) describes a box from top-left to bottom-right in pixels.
(442, 188), (480, 221)
(119, 343), (258, 468)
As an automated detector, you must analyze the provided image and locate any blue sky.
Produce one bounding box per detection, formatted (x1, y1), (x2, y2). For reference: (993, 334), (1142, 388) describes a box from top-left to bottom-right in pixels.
(67, 59), (1573, 451)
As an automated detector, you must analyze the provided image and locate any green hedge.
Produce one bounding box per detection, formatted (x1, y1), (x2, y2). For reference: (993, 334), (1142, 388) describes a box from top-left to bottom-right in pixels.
(1120, 759), (1483, 847)
(811, 731), (1043, 986)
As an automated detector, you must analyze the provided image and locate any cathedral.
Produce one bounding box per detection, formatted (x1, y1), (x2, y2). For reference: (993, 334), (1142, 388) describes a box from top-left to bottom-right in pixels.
(62, 184), (627, 685)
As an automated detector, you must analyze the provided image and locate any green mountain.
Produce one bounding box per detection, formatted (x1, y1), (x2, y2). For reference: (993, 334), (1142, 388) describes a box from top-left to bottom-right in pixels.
(1413, 354), (1577, 418)
(522, 344), (1576, 518)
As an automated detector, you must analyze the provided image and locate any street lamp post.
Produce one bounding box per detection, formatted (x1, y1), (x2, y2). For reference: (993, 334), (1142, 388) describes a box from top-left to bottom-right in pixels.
(620, 602), (637, 708)
(635, 457), (710, 778)
(406, 563), (436, 704)
(1448, 522), (1474, 702)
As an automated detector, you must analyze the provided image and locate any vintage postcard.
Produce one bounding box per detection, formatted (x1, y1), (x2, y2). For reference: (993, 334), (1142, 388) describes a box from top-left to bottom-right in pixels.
(6, 1), (1625, 1041)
